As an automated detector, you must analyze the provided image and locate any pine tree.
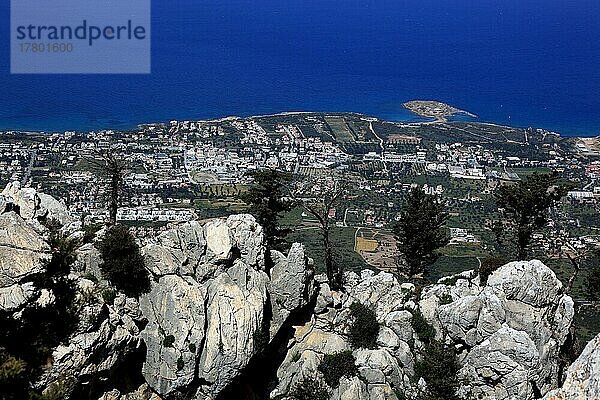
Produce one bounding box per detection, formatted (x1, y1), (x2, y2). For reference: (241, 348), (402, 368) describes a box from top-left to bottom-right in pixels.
(393, 188), (449, 279)
(239, 169), (293, 251)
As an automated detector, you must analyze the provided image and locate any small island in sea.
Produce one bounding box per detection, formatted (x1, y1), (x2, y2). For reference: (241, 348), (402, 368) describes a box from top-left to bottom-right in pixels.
(403, 100), (477, 122)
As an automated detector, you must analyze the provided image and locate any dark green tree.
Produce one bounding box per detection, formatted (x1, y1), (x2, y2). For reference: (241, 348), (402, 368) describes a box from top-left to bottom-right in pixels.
(88, 150), (129, 226)
(414, 340), (461, 400)
(348, 302), (379, 349)
(98, 224), (150, 298)
(239, 169), (293, 250)
(393, 188), (449, 279)
(494, 172), (569, 260)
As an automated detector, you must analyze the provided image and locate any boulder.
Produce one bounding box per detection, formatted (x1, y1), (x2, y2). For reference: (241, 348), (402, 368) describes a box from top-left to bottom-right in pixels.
(0, 212), (51, 311)
(269, 243), (314, 334)
(140, 275), (207, 394)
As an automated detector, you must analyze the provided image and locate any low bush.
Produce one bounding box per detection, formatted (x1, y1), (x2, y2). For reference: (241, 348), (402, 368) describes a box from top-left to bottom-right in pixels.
(101, 288), (117, 305)
(82, 223), (102, 244)
(97, 225), (150, 298)
(0, 347), (27, 397)
(318, 351), (358, 388)
(349, 302), (380, 349)
(411, 309), (435, 344)
(438, 293), (453, 305)
(414, 340), (460, 400)
(290, 376), (330, 400)
(163, 335), (175, 348)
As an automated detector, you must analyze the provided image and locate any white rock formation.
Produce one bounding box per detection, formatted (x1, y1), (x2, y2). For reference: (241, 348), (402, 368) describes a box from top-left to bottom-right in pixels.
(422, 261), (574, 400)
(139, 215), (314, 399)
(544, 333), (600, 400)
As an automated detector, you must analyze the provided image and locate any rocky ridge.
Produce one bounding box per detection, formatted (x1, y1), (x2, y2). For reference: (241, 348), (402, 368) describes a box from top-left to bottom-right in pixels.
(0, 183), (597, 399)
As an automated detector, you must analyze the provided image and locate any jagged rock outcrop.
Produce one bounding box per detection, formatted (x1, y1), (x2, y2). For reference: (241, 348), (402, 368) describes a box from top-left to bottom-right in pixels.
(421, 261), (574, 400)
(272, 261), (575, 400)
(97, 384), (160, 400)
(271, 270), (416, 400)
(2, 181), (76, 228)
(0, 211), (51, 312)
(0, 182), (594, 400)
(139, 215), (314, 399)
(544, 332), (600, 400)
(37, 289), (144, 390)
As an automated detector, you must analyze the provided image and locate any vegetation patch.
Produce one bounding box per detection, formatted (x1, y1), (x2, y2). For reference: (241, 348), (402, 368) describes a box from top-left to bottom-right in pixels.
(97, 224), (150, 298)
(163, 335), (175, 348)
(318, 351), (358, 388)
(290, 376), (330, 400)
(348, 302), (380, 349)
(414, 340), (461, 400)
(411, 309), (435, 344)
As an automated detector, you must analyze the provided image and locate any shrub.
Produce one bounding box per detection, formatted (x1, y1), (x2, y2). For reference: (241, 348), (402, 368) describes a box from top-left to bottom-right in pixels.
(177, 357), (184, 371)
(29, 377), (76, 400)
(478, 256), (507, 285)
(318, 351), (358, 388)
(163, 335), (175, 348)
(349, 302), (379, 349)
(0, 229), (79, 398)
(0, 348), (27, 397)
(411, 309), (435, 344)
(82, 272), (99, 283)
(414, 340), (460, 400)
(291, 351), (301, 363)
(290, 376), (330, 400)
(101, 288), (117, 305)
(97, 225), (150, 298)
(188, 343), (197, 353)
(394, 389), (407, 400)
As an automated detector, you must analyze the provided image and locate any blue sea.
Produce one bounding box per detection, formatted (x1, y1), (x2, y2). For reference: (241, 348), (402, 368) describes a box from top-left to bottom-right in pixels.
(1, 0), (600, 136)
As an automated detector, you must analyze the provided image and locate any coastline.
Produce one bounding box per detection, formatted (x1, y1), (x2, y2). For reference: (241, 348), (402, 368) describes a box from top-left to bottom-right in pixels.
(0, 109), (598, 139)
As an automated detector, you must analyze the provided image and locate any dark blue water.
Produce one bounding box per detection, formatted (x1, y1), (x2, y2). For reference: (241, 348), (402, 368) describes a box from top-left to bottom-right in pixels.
(1, 0), (600, 136)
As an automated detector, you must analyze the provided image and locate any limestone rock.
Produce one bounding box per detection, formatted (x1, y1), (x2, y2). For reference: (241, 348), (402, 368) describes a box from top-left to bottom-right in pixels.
(0, 282), (37, 311)
(140, 275), (207, 395)
(138, 215), (311, 399)
(37, 291), (143, 390)
(422, 260), (574, 400)
(96, 384), (160, 400)
(142, 221), (207, 277)
(269, 243), (314, 334)
(544, 333), (600, 400)
(2, 181), (39, 220)
(1, 182), (74, 226)
(0, 212), (50, 311)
